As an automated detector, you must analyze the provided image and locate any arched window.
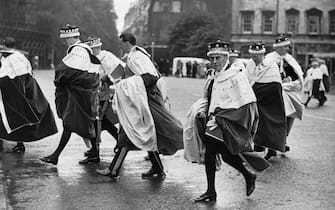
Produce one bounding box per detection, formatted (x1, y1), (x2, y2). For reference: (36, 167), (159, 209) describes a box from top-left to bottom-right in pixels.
(306, 8), (322, 34)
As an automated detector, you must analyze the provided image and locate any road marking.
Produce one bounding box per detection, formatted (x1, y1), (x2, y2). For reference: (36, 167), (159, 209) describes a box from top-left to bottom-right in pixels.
(303, 114), (335, 122)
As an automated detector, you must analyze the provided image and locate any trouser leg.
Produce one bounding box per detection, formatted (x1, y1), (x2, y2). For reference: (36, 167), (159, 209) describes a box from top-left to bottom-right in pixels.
(214, 137), (251, 180)
(148, 151), (164, 172)
(108, 146), (128, 176)
(101, 118), (118, 140)
(304, 97), (311, 106)
(319, 91), (327, 105)
(204, 139), (217, 194)
(52, 128), (72, 158)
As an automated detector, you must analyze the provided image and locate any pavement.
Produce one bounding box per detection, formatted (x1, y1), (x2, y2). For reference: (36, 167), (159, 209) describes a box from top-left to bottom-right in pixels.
(1, 71), (335, 210)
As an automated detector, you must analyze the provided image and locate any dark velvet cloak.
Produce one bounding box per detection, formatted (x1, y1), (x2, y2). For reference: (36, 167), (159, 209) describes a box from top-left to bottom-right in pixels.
(0, 74), (57, 142)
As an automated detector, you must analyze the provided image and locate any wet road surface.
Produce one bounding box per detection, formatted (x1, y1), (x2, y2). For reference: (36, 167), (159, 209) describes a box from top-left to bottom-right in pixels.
(1, 71), (335, 210)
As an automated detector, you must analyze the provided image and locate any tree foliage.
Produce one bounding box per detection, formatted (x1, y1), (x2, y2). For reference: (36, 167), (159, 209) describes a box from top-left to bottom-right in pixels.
(168, 10), (226, 58)
(36, 0), (120, 63)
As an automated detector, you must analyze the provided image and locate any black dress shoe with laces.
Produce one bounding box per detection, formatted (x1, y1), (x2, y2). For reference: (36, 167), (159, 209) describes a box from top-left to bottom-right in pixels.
(40, 156), (58, 165)
(78, 156), (100, 164)
(246, 173), (256, 196)
(194, 192), (217, 202)
(141, 168), (166, 179)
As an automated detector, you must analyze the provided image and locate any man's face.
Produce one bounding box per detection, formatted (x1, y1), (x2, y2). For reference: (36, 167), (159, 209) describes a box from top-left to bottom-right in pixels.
(251, 54), (264, 64)
(62, 38), (72, 47)
(61, 37), (79, 47)
(275, 45), (289, 56)
(209, 54), (228, 72)
(119, 39), (129, 53)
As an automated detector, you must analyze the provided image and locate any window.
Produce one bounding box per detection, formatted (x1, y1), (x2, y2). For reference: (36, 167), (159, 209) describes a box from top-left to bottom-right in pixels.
(329, 10), (335, 34)
(286, 9), (299, 33)
(193, 0), (206, 10)
(306, 8), (322, 34)
(308, 15), (320, 34)
(241, 11), (254, 33)
(262, 11), (275, 33)
(153, 2), (160, 12)
(161, 2), (170, 12)
(172, 1), (181, 13)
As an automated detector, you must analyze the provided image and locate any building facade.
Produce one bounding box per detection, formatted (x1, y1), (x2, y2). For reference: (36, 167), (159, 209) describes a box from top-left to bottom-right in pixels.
(123, 0), (231, 61)
(231, 0), (335, 76)
(0, 0), (50, 68)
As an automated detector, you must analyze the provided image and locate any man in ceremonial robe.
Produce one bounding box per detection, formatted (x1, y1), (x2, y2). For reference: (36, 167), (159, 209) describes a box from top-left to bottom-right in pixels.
(246, 42), (287, 160)
(0, 37), (57, 152)
(79, 37), (125, 164)
(266, 35), (304, 151)
(190, 40), (261, 202)
(96, 33), (183, 181)
(40, 25), (100, 165)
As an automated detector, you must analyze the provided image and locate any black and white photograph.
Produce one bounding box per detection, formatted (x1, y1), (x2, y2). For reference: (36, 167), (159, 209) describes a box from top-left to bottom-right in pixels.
(0, 0), (335, 209)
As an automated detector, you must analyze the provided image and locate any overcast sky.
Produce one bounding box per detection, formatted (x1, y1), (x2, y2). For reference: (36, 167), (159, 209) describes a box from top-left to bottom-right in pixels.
(114, 0), (135, 33)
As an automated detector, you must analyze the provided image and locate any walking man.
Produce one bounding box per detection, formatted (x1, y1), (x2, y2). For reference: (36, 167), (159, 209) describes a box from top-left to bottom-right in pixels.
(0, 36), (57, 152)
(41, 24), (100, 165)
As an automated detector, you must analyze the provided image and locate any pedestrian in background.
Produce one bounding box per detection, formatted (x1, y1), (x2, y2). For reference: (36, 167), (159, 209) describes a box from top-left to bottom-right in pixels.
(186, 61), (192, 77)
(304, 59), (325, 107)
(192, 61), (198, 78)
(319, 59), (329, 104)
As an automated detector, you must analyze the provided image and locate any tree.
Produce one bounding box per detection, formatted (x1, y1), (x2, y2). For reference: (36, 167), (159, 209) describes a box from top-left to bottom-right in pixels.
(168, 10), (226, 58)
(36, 0), (120, 64)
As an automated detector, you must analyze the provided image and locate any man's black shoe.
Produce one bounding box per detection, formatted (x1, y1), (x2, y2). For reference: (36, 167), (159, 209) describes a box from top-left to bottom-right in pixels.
(79, 156), (100, 164)
(40, 156), (58, 165)
(84, 148), (97, 157)
(246, 173), (256, 196)
(141, 168), (166, 179)
(285, 145), (290, 152)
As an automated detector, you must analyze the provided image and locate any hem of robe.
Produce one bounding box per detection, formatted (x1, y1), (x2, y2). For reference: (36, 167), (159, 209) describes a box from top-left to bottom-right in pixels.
(205, 102), (258, 155)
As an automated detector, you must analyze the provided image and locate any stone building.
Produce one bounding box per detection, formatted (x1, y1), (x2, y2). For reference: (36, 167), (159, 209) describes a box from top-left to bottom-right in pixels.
(230, 0), (335, 75)
(123, 0), (231, 61)
(0, 0), (50, 68)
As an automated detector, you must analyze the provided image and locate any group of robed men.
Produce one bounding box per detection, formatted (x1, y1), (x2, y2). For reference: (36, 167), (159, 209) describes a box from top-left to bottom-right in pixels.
(0, 25), (311, 203)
